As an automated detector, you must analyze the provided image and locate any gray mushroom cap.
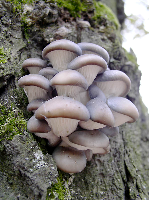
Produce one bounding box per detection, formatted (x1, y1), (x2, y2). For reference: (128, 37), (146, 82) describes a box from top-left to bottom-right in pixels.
(67, 54), (107, 86)
(99, 126), (119, 137)
(50, 69), (88, 99)
(52, 146), (87, 174)
(22, 58), (47, 74)
(27, 99), (45, 112)
(86, 97), (115, 127)
(78, 42), (109, 63)
(38, 67), (58, 80)
(107, 96), (139, 126)
(94, 70), (131, 98)
(88, 84), (106, 101)
(35, 96), (90, 137)
(42, 39), (82, 71)
(18, 74), (51, 103)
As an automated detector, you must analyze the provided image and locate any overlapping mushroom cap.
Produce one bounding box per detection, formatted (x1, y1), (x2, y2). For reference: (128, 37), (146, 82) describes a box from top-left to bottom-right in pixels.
(18, 39), (139, 174)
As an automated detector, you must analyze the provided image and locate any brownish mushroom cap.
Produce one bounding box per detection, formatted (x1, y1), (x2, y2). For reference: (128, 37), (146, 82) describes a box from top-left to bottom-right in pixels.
(52, 146), (87, 174)
(35, 96), (90, 137)
(22, 58), (47, 74)
(94, 70), (131, 98)
(18, 74), (52, 103)
(68, 54), (107, 86)
(42, 39), (82, 71)
(107, 96), (139, 127)
(78, 42), (109, 63)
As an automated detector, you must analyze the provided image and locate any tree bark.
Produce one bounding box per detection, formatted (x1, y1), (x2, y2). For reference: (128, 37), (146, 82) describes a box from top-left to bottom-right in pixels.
(0, 0), (149, 199)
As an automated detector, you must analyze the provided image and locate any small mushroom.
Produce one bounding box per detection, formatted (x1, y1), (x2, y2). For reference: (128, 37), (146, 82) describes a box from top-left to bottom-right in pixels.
(52, 146), (87, 174)
(78, 42), (109, 63)
(107, 96), (139, 127)
(50, 69), (88, 101)
(22, 58), (47, 74)
(35, 96), (90, 137)
(94, 70), (131, 98)
(62, 130), (110, 154)
(27, 99), (45, 113)
(42, 39), (82, 71)
(99, 126), (119, 137)
(18, 74), (52, 103)
(68, 54), (107, 86)
(38, 67), (58, 81)
(27, 115), (60, 147)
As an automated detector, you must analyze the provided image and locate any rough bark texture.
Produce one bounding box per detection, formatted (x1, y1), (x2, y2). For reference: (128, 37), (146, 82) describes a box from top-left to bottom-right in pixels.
(0, 0), (149, 199)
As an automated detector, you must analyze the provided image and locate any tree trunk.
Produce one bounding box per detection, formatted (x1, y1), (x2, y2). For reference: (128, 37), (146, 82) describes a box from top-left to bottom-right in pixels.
(0, 0), (149, 199)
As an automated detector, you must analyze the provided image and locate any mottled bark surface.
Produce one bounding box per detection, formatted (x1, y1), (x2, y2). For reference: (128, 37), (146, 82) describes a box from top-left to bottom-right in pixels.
(0, 0), (149, 199)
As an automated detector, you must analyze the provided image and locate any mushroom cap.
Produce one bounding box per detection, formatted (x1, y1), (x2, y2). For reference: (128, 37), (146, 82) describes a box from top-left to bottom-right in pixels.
(50, 69), (88, 89)
(27, 99), (45, 112)
(88, 84), (106, 101)
(67, 54), (107, 72)
(86, 97), (115, 127)
(27, 115), (51, 133)
(52, 146), (87, 174)
(99, 126), (119, 137)
(35, 96), (90, 121)
(18, 74), (51, 91)
(42, 39), (82, 59)
(78, 42), (109, 63)
(69, 130), (109, 148)
(22, 58), (47, 74)
(79, 119), (106, 130)
(38, 67), (58, 80)
(107, 96), (139, 126)
(94, 70), (131, 98)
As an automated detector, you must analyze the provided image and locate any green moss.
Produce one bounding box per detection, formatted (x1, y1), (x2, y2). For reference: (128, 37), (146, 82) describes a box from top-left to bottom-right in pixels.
(0, 103), (27, 151)
(56, 0), (88, 17)
(6, 0), (34, 12)
(0, 47), (10, 64)
(47, 172), (70, 200)
(92, 1), (120, 30)
(125, 49), (139, 67)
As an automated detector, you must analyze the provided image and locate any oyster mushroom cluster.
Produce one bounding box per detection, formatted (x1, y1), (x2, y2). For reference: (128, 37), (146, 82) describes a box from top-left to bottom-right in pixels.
(18, 39), (139, 174)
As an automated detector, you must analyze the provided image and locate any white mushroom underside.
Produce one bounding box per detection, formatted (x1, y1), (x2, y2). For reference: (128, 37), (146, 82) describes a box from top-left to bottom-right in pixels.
(79, 119), (106, 130)
(24, 86), (49, 103)
(55, 85), (85, 99)
(111, 110), (133, 127)
(27, 66), (43, 74)
(46, 117), (79, 137)
(46, 50), (78, 72)
(95, 80), (127, 98)
(77, 65), (102, 86)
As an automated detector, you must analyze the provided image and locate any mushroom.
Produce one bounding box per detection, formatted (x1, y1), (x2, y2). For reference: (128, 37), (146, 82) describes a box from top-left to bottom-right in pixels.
(88, 84), (106, 101)
(42, 39), (82, 71)
(78, 42), (109, 63)
(94, 70), (131, 98)
(52, 146), (87, 174)
(27, 115), (61, 147)
(22, 58), (47, 74)
(99, 126), (119, 137)
(27, 99), (45, 113)
(50, 69), (88, 102)
(107, 96), (139, 127)
(79, 97), (114, 130)
(38, 67), (58, 81)
(61, 130), (110, 154)
(35, 96), (90, 137)
(67, 54), (107, 86)
(18, 74), (52, 103)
